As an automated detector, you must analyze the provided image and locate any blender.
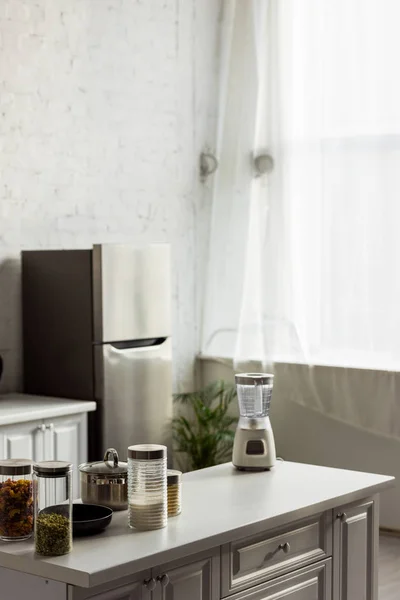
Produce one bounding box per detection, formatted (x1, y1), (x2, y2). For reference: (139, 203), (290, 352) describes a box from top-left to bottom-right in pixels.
(232, 373), (276, 470)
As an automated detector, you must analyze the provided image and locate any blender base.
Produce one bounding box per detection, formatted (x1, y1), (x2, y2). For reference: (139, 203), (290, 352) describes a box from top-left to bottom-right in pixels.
(232, 424), (276, 470)
(233, 465), (273, 472)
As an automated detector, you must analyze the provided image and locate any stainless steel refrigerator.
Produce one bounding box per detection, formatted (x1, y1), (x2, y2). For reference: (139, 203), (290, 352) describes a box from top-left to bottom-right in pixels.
(22, 244), (172, 461)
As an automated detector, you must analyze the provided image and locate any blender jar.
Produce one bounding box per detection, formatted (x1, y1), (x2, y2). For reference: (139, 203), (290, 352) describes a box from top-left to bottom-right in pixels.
(235, 373), (274, 420)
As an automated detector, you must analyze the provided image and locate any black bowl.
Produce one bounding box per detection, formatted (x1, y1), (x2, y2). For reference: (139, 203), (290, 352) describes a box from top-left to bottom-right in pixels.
(73, 504), (113, 537)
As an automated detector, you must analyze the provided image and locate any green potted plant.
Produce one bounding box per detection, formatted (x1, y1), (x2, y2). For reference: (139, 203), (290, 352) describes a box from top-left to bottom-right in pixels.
(172, 380), (237, 472)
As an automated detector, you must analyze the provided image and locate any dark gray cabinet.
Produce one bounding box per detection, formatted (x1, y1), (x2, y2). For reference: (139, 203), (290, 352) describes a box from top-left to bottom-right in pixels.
(71, 550), (220, 600)
(333, 498), (378, 600)
(57, 497), (381, 600)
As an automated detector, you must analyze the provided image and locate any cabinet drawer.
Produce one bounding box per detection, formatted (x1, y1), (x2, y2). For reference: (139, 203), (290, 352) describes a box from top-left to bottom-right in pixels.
(221, 512), (332, 595)
(227, 559), (332, 600)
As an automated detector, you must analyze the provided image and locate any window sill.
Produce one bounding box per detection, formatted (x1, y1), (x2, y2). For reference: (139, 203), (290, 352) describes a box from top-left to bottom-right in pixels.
(198, 353), (400, 376)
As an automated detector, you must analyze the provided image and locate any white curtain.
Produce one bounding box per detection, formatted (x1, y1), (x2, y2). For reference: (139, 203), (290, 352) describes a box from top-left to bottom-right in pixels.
(202, 0), (400, 438)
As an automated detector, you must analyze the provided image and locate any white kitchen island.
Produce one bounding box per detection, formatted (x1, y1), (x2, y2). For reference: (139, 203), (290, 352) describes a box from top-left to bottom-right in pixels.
(0, 461), (394, 600)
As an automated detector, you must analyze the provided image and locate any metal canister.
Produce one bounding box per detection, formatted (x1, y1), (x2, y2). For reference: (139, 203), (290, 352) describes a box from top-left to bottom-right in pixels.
(79, 448), (128, 511)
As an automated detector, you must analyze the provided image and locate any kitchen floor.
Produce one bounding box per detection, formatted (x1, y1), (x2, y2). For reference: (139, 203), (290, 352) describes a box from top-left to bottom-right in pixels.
(380, 534), (400, 599)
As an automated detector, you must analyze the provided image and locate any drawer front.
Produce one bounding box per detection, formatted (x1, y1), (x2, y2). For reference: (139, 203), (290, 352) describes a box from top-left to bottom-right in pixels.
(228, 559), (332, 600)
(221, 512), (332, 595)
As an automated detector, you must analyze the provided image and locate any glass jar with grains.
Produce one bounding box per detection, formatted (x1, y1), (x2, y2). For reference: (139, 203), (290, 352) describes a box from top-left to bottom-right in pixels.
(128, 444), (167, 531)
(33, 461), (73, 556)
(167, 470), (182, 517)
(0, 459), (33, 541)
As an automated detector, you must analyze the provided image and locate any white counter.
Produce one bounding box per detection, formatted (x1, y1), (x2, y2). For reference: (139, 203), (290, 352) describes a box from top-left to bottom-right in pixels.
(0, 394), (96, 425)
(0, 461), (393, 588)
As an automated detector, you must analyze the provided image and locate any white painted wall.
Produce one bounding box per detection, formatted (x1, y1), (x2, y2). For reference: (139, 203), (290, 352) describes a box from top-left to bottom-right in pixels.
(200, 357), (400, 530)
(0, 0), (221, 393)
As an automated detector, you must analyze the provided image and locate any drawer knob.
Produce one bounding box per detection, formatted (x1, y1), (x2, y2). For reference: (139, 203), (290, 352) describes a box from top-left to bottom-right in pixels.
(337, 512), (347, 523)
(144, 578), (157, 591)
(278, 542), (291, 554)
(157, 574), (170, 588)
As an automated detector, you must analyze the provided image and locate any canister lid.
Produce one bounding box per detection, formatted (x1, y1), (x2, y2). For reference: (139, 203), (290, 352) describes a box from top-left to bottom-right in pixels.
(33, 461), (73, 477)
(167, 469), (182, 484)
(128, 444), (167, 460)
(79, 448), (127, 475)
(235, 373), (274, 386)
(0, 458), (33, 476)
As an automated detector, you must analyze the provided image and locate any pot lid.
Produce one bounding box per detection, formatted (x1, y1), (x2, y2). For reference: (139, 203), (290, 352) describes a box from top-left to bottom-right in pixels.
(79, 448), (127, 475)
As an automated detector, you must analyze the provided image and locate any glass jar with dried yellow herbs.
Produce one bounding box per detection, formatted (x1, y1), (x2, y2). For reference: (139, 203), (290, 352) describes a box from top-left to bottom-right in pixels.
(33, 461), (73, 556)
(167, 469), (182, 517)
(0, 459), (33, 541)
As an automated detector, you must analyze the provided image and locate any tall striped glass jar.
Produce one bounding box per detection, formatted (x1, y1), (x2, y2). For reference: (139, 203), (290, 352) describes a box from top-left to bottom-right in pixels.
(128, 444), (167, 530)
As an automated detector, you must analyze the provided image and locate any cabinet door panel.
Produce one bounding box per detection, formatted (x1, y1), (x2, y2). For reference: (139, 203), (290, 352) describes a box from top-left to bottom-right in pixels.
(166, 562), (207, 600)
(153, 549), (220, 600)
(0, 420), (45, 462)
(77, 581), (143, 600)
(333, 498), (378, 600)
(0, 567), (67, 600)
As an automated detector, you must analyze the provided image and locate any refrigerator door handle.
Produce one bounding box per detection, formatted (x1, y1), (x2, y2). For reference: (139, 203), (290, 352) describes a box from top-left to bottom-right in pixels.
(107, 337), (167, 351)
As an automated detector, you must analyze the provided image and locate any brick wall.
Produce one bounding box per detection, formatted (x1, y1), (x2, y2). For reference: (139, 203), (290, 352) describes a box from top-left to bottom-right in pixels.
(0, 0), (221, 393)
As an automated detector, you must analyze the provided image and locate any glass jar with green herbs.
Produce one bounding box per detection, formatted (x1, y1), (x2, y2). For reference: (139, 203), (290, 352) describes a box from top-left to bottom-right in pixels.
(33, 461), (73, 556)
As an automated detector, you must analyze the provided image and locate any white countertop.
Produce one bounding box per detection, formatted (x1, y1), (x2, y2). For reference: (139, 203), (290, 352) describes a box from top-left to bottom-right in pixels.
(0, 394), (96, 425)
(0, 461), (393, 588)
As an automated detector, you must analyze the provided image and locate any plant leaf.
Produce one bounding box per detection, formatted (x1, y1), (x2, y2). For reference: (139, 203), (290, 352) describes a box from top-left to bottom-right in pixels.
(172, 380), (238, 471)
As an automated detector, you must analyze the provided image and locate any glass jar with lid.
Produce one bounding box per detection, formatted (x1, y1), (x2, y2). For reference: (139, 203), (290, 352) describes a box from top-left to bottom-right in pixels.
(128, 444), (167, 530)
(33, 461), (73, 556)
(167, 469), (182, 517)
(0, 459), (33, 541)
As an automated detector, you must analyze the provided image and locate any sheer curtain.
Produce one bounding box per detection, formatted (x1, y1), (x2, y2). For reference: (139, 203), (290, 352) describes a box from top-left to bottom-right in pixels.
(202, 0), (400, 437)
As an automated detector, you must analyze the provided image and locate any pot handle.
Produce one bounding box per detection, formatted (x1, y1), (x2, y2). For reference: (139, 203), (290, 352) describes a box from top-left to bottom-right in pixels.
(104, 448), (119, 468)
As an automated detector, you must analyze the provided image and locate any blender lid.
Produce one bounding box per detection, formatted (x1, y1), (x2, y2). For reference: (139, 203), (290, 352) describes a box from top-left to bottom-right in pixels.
(235, 373), (274, 385)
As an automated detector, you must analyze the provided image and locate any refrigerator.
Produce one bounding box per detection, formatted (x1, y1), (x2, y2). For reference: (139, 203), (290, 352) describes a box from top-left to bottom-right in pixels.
(22, 244), (173, 461)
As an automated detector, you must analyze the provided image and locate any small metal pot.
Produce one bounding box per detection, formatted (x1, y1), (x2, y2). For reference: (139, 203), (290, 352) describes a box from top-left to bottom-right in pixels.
(79, 448), (128, 511)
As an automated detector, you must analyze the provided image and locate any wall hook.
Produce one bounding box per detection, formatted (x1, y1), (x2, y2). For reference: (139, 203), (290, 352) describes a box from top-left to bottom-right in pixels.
(200, 152), (218, 181)
(253, 153), (274, 177)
